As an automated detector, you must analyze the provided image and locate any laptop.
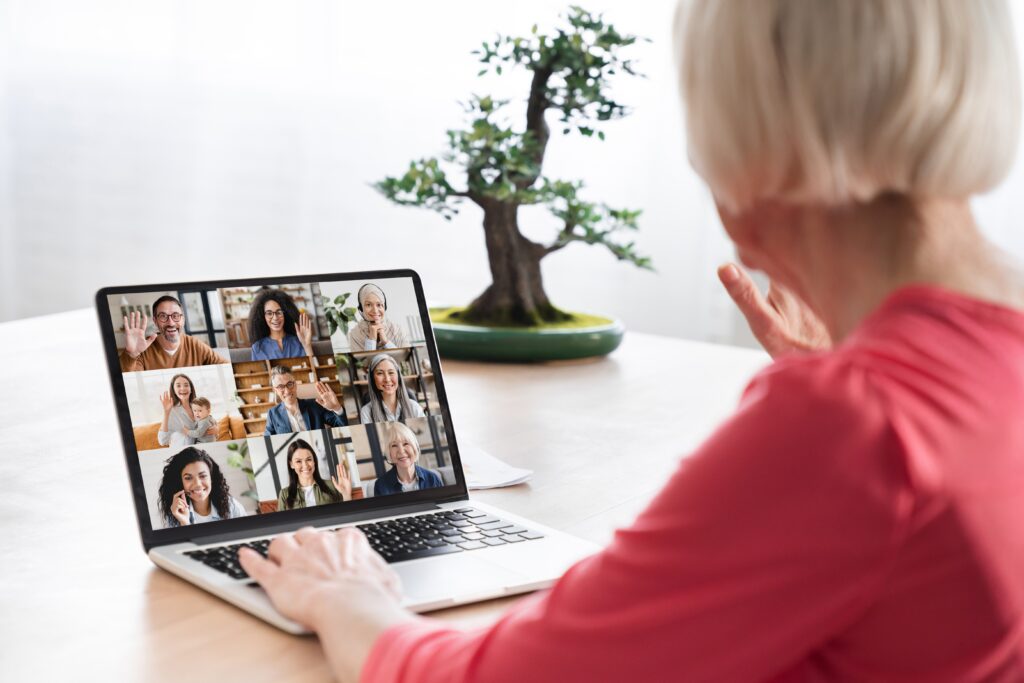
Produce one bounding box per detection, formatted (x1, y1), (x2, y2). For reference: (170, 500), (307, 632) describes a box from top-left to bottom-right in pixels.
(96, 269), (599, 633)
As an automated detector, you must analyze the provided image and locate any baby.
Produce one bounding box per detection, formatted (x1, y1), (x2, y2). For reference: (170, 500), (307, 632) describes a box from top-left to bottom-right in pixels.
(180, 397), (217, 445)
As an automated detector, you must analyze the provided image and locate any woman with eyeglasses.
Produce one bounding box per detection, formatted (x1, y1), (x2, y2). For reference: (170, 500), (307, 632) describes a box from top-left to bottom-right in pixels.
(247, 288), (316, 361)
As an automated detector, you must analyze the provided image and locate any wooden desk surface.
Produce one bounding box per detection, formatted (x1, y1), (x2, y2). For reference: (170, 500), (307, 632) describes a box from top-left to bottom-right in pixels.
(0, 309), (767, 681)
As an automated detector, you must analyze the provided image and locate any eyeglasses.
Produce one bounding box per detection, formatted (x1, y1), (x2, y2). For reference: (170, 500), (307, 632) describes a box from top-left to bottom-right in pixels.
(155, 312), (184, 323)
(273, 381), (296, 392)
(264, 310), (285, 319)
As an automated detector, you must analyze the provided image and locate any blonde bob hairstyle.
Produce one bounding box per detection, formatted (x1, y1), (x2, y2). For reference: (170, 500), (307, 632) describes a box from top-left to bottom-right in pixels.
(383, 421), (420, 464)
(676, 0), (1021, 211)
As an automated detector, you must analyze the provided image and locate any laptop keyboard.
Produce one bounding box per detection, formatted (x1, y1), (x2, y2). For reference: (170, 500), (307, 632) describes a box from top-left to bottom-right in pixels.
(183, 508), (545, 581)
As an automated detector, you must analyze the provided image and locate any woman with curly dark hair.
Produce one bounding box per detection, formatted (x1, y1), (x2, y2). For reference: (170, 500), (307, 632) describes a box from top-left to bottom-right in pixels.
(247, 288), (315, 361)
(158, 447), (247, 527)
(277, 438), (350, 511)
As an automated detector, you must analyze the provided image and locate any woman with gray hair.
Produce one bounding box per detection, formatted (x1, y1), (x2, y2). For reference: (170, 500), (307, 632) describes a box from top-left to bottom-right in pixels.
(240, 2), (1024, 680)
(347, 283), (409, 351)
(359, 354), (425, 424)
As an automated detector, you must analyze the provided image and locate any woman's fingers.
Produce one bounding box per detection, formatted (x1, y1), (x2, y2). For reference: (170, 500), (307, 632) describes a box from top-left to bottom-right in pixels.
(268, 532), (301, 564)
(717, 263), (778, 339)
(238, 547), (279, 585)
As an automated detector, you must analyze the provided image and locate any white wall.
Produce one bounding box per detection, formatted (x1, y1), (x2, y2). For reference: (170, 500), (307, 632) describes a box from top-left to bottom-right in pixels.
(3, 1), (1024, 348)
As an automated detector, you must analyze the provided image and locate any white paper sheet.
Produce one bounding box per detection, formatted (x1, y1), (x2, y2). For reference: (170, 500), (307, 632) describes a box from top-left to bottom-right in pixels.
(458, 441), (533, 490)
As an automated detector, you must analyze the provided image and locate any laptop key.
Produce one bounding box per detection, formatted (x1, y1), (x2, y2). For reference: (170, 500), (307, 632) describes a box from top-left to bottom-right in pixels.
(502, 534), (525, 543)
(462, 510), (487, 518)
(482, 538), (507, 546)
(503, 526), (528, 535)
(461, 533), (484, 541)
(477, 521), (513, 531)
(457, 541), (487, 550)
(454, 508), (473, 513)
(520, 531), (545, 540)
(481, 530), (505, 538)
(473, 515), (500, 525)
(441, 528), (464, 537)
(387, 545), (463, 563)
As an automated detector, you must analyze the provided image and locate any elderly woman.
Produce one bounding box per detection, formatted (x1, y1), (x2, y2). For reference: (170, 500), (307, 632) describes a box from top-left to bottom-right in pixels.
(359, 354), (426, 424)
(372, 422), (443, 497)
(347, 283), (408, 351)
(247, 288), (315, 361)
(240, 2), (1024, 680)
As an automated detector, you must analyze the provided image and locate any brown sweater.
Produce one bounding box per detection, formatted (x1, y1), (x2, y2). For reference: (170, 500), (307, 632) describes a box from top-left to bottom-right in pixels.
(119, 334), (229, 372)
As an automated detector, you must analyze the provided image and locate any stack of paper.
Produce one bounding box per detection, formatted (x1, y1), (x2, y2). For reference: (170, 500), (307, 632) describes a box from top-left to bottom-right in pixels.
(458, 441), (533, 490)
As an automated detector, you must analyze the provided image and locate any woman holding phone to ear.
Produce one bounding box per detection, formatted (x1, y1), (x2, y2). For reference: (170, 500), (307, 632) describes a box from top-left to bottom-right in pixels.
(347, 283), (408, 351)
(158, 447), (247, 527)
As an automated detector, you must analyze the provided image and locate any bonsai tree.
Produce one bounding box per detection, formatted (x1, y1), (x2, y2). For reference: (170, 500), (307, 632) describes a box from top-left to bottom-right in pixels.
(376, 6), (651, 326)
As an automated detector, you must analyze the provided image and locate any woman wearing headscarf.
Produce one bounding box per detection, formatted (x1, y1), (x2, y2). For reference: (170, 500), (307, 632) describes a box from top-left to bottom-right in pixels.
(347, 283), (408, 351)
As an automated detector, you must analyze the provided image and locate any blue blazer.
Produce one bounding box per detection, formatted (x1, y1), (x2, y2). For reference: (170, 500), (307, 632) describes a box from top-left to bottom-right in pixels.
(372, 464), (444, 497)
(264, 398), (347, 435)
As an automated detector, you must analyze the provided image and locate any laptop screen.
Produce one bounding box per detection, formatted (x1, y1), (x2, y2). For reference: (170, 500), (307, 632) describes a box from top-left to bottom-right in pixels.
(98, 272), (462, 540)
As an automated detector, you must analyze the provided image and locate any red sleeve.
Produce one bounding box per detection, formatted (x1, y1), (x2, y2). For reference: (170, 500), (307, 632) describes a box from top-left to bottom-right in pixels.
(361, 357), (914, 683)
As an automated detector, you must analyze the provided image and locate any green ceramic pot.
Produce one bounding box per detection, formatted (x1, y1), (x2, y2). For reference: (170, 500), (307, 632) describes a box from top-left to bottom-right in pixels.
(429, 316), (625, 362)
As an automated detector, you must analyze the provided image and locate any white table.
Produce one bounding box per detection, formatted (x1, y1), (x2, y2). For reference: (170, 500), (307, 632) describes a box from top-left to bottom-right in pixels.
(0, 308), (768, 681)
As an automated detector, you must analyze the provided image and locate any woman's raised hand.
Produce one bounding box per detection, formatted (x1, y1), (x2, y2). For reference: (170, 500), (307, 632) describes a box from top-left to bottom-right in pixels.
(123, 311), (157, 358)
(159, 390), (174, 414)
(297, 311), (314, 355)
(718, 263), (831, 359)
(171, 490), (191, 526)
(332, 461), (353, 500)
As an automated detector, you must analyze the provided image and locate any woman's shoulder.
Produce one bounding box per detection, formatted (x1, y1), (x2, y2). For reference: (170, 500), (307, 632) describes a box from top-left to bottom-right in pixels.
(228, 496), (248, 517)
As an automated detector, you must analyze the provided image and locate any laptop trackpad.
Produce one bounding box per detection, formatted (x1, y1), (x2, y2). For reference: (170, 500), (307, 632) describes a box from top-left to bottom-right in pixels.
(395, 554), (527, 604)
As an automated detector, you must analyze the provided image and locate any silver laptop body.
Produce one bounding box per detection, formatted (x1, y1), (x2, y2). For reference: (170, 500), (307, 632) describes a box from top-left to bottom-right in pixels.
(97, 269), (599, 634)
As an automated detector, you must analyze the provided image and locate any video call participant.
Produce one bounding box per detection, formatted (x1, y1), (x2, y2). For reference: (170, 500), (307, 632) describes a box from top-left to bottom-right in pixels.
(264, 366), (348, 436)
(158, 447), (247, 527)
(181, 397), (217, 445)
(360, 354), (425, 424)
(248, 288), (316, 361)
(276, 439), (352, 511)
(158, 374), (218, 448)
(120, 296), (228, 372)
(347, 284), (408, 351)
(372, 422), (443, 497)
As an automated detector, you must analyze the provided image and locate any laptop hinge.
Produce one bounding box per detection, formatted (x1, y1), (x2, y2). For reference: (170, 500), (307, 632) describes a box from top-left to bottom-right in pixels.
(188, 501), (442, 546)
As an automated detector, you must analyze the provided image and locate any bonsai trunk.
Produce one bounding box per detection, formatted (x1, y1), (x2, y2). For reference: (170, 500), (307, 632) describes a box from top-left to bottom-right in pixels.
(458, 201), (570, 326)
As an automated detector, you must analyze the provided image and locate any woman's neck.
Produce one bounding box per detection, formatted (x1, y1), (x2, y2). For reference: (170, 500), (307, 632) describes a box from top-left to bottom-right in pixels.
(784, 197), (1024, 343)
(179, 402), (194, 420)
(382, 393), (398, 413)
(270, 329), (286, 342)
(298, 476), (314, 488)
(396, 464), (416, 484)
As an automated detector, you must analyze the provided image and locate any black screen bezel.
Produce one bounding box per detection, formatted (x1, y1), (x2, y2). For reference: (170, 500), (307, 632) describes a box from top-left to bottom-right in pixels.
(96, 268), (469, 551)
